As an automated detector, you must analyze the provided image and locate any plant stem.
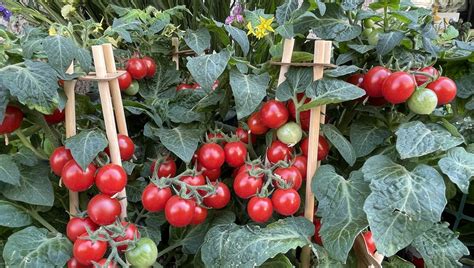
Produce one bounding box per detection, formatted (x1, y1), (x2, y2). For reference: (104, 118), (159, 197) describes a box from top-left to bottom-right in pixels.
(29, 209), (59, 235)
(156, 242), (183, 258)
(15, 130), (49, 160)
(383, 4), (388, 32)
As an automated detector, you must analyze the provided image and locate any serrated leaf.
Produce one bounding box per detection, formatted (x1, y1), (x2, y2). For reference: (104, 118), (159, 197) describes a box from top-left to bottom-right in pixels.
(336, 52), (356, 65)
(108, 19), (141, 43)
(20, 27), (47, 59)
(184, 28), (211, 55)
(0, 86), (8, 122)
(275, 24), (294, 39)
(376, 31), (404, 55)
(224, 25), (249, 56)
(187, 50), (231, 91)
(0, 154), (20, 185)
(314, 244), (352, 267)
(276, 68), (313, 101)
(276, 0), (299, 25)
(12, 147), (38, 167)
(122, 161), (137, 175)
(301, 78), (365, 109)
(3, 226), (72, 268)
(456, 73), (474, 99)
(324, 65), (360, 77)
(312, 166), (369, 262)
(341, 0), (364, 10)
(312, 4), (361, 42)
(350, 122), (391, 157)
(422, 36), (439, 56)
(259, 254), (293, 268)
(229, 69), (270, 119)
(0, 201), (31, 228)
(139, 61), (180, 99)
(65, 129), (108, 171)
(438, 147), (474, 194)
(322, 124), (356, 166)
(362, 155), (446, 256)
(42, 35), (76, 72)
(347, 44), (375, 54)
(201, 217), (314, 268)
(412, 222), (469, 267)
(126, 179), (147, 203)
(75, 48), (91, 73)
(383, 256), (415, 267)
(156, 125), (201, 163)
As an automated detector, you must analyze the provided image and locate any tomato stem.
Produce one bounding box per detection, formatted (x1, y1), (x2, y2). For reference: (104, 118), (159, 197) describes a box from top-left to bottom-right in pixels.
(156, 242), (183, 258)
(29, 209), (59, 235)
(14, 129), (49, 160)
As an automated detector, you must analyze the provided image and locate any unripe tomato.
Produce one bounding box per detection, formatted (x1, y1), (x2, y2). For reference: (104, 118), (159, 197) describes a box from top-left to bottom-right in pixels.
(114, 222), (140, 251)
(414, 66), (439, 86)
(141, 184), (172, 212)
(44, 109), (65, 124)
(247, 196), (273, 223)
(124, 80), (139, 96)
(0, 106), (23, 134)
(117, 71), (132, 91)
(66, 217), (98, 242)
(277, 122), (303, 145)
(260, 100), (289, 128)
(364, 19), (375, 28)
(165, 196), (196, 227)
(274, 166), (303, 190)
(150, 158), (177, 178)
(87, 194), (121, 226)
(367, 30), (380, 46)
(247, 112), (269, 135)
(126, 58), (147, 80)
(381, 71), (416, 104)
(73, 234), (107, 265)
(271, 188), (301, 216)
(61, 160), (96, 192)
(362, 231), (376, 254)
(233, 171), (263, 199)
(407, 88), (438, 115)
(426, 76), (457, 105)
(198, 143), (225, 170)
(347, 73), (365, 87)
(95, 164), (127, 195)
(176, 83), (194, 91)
(49, 146), (73, 176)
(301, 136), (329, 161)
(125, 238), (158, 268)
(235, 127), (257, 144)
(287, 93), (311, 131)
(266, 140), (293, 164)
(191, 206), (208, 225)
(224, 141), (247, 168)
(203, 182), (231, 209)
(362, 66), (391, 97)
(292, 155), (307, 180)
(141, 56), (156, 78)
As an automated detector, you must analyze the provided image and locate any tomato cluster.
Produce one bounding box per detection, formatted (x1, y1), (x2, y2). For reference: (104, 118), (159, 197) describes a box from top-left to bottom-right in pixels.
(117, 56), (157, 95)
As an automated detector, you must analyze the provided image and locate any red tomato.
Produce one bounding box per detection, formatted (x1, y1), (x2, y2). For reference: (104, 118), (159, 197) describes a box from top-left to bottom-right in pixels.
(426, 76), (457, 105)
(233, 171), (263, 199)
(292, 155), (307, 180)
(58, 80), (65, 87)
(235, 163), (260, 177)
(266, 140), (293, 164)
(141, 184), (172, 212)
(0, 106), (23, 134)
(61, 160), (96, 192)
(66, 217), (98, 242)
(117, 134), (135, 161)
(176, 83), (194, 91)
(165, 196), (196, 227)
(224, 141), (247, 168)
(247, 112), (269, 135)
(381, 72), (416, 104)
(67, 257), (91, 268)
(180, 174), (205, 186)
(96, 259), (117, 268)
(44, 109), (65, 124)
(203, 182), (231, 209)
(287, 93), (311, 131)
(117, 71), (132, 91)
(206, 132), (227, 146)
(126, 58), (147, 80)
(362, 66), (391, 97)
(347, 73), (365, 87)
(362, 231), (376, 255)
(301, 136), (329, 161)
(247, 196), (273, 223)
(95, 164), (127, 195)
(150, 158), (177, 178)
(191, 206), (208, 225)
(412, 256), (425, 268)
(87, 194), (121, 226)
(198, 143), (225, 170)
(235, 127), (257, 144)
(50, 146), (73, 176)
(314, 218), (322, 245)
(274, 166), (303, 190)
(73, 233), (107, 265)
(260, 100), (289, 128)
(114, 222), (140, 251)
(414, 66), (439, 86)
(141, 56), (156, 78)
(271, 188), (300, 216)
(196, 162), (221, 181)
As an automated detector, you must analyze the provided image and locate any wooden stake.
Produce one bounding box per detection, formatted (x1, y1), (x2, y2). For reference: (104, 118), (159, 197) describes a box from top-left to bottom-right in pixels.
(102, 43), (129, 136)
(301, 40), (332, 267)
(64, 62), (79, 218)
(354, 235), (384, 267)
(91, 45), (128, 219)
(277, 39), (295, 86)
(172, 37), (180, 70)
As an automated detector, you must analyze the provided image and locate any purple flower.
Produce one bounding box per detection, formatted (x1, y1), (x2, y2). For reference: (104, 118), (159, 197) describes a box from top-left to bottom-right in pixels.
(3, 9), (11, 21)
(235, 14), (244, 23)
(0, 5), (5, 12)
(231, 4), (243, 16)
(225, 15), (235, 25)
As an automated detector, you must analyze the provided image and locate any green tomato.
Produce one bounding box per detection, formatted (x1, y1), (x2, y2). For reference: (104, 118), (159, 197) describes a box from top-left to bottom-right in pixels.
(43, 138), (55, 156)
(125, 80), (139, 96)
(126, 238), (158, 268)
(364, 19), (375, 28)
(362, 28), (373, 38)
(407, 89), (438, 115)
(367, 29), (380, 46)
(276, 122), (303, 146)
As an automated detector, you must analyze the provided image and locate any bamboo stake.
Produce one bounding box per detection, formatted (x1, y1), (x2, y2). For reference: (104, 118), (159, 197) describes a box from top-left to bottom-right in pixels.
(64, 62), (79, 218)
(301, 40), (332, 267)
(172, 37), (179, 70)
(102, 43), (128, 136)
(277, 39), (295, 86)
(91, 45), (128, 219)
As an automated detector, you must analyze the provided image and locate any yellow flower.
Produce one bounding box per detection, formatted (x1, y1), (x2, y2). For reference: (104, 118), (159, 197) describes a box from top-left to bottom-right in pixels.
(246, 22), (255, 36)
(255, 28), (268, 39)
(258, 16), (274, 33)
(48, 27), (57, 36)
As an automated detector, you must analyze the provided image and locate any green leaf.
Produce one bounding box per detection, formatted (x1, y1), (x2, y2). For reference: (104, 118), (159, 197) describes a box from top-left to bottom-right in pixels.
(276, 68), (313, 101)
(455, 40), (474, 52)
(349, 122), (391, 157)
(187, 50), (231, 91)
(312, 4), (361, 42)
(139, 61), (180, 99)
(0, 201), (31, 228)
(336, 52), (356, 65)
(42, 35), (76, 73)
(259, 254), (293, 268)
(224, 25), (250, 56)
(184, 28), (211, 55)
(126, 179), (147, 203)
(383, 256), (415, 268)
(2, 163), (54, 207)
(0, 61), (59, 114)
(201, 217), (314, 267)
(347, 44), (375, 54)
(64, 129), (108, 171)
(301, 78), (365, 109)
(322, 124), (356, 166)
(455, 73), (474, 99)
(395, 121), (464, 159)
(229, 69), (270, 119)
(12, 147), (39, 167)
(376, 31), (405, 55)
(362, 155), (446, 256)
(324, 65), (360, 78)
(167, 89), (206, 123)
(275, 24), (294, 39)
(276, 0), (299, 25)
(3, 226), (72, 268)
(314, 244), (352, 267)
(412, 222), (469, 267)
(155, 125), (202, 163)
(438, 147), (474, 194)
(107, 19), (141, 43)
(75, 48), (92, 73)
(341, 0), (364, 10)
(20, 27), (47, 59)
(0, 86), (8, 122)
(0, 154), (20, 185)
(422, 37), (439, 56)
(312, 166), (370, 262)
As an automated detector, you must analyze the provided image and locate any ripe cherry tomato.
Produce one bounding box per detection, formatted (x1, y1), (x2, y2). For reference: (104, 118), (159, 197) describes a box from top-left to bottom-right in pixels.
(247, 196), (273, 223)
(198, 143), (225, 170)
(301, 136), (329, 161)
(191, 206), (208, 225)
(0, 106), (23, 134)
(141, 56), (156, 78)
(67, 257), (91, 268)
(414, 66), (439, 86)
(176, 83), (194, 91)
(381, 72), (416, 104)
(61, 160), (96, 192)
(114, 222), (140, 251)
(260, 100), (289, 129)
(196, 162), (221, 181)
(277, 121), (302, 145)
(235, 163), (261, 177)
(292, 155), (307, 180)
(117, 134), (135, 161)
(314, 218), (322, 245)
(236, 127), (257, 144)
(44, 109), (65, 124)
(412, 256), (425, 268)
(150, 158), (177, 178)
(362, 66), (391, 97)
(224, 141), (247, 168)
(271, 188), (301, 216)
(247, 112), (269, 135)
(407, 88), (438, 115)
(206, 132), (227, 146)
(95, 164), (127, 195)
(203, 182), (231, 209)
(96, 259), (117, 268)
(426, 76), (457, 105)
(117, 71), (132, 91)
(165, 196), (196, 227)
(125, 238), (158, 268)
(126, 58), (147, 80)
(50, 146), (73, 176)
(87, 194), (121, 226)
(362, 231), (376, 254)
(180, 174), (205, 186)
(347, 73), (365, 87)
(287, 93), (311, 131)
(66, 217), (98, 242)
(274, 166), (303, 190)
(266, 140), (293, 164)
(233, 171), (263, 199)
(73, 233), (107, 265)
(141, 184), (172, 212)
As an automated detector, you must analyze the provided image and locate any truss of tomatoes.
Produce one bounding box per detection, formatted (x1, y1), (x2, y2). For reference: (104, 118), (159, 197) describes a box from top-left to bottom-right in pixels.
(117, 56), (157, 96)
